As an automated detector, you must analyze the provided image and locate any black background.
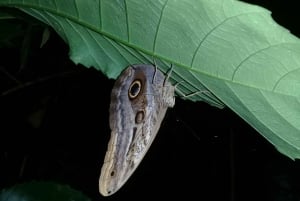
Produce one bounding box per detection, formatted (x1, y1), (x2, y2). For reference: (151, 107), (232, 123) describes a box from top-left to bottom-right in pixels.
(0, 1), (300, 201)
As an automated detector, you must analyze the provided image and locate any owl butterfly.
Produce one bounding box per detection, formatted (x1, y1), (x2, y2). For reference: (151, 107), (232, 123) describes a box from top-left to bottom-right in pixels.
(99, 64), (175, 196)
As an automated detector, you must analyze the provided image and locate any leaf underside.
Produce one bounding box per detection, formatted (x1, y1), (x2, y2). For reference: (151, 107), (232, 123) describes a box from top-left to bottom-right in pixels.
(1, 0), (300, 159)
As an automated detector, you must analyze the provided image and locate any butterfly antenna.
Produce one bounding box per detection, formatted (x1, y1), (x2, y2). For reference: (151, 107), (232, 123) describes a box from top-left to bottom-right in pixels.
(164, 64), (173, 86)
(151, 58), (158, 84)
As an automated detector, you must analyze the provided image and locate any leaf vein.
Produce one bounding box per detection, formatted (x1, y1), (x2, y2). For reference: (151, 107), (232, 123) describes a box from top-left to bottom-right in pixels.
(53, 0), (57, 11)
(272, 67), (300, 92)
(124, 0), (129, 42)
(231, 43), (298, 82)
(153, 0), (169, 54)
(191, 11), (265, 68)
(231, 45), (272, 80)
(73, 0), (79, 20)
(99, 0), (102, 30)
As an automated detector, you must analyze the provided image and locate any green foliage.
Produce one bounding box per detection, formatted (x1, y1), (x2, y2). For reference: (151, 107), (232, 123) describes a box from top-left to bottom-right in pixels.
(0, 181), (91, 201)
(1, 0), (300, 159)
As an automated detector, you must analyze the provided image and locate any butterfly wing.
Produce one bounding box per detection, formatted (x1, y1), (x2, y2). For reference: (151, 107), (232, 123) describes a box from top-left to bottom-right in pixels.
(99, 65), (175, 196)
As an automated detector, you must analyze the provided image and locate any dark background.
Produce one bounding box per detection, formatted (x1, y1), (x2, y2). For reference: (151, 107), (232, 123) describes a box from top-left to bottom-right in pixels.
(0, 1), (300, 201)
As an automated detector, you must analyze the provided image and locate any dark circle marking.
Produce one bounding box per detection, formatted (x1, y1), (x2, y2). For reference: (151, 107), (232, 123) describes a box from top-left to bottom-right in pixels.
(128, 80), (141, 99)
(135, 110), (145, 124)
(110, 171), (115, 177)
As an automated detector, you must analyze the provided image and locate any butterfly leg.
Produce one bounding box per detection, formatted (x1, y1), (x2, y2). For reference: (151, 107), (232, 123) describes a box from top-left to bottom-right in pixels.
(175, 81), (210, 98)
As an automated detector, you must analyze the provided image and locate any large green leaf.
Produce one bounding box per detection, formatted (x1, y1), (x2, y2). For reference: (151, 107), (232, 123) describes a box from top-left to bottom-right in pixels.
(1, 0), (300, 159)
